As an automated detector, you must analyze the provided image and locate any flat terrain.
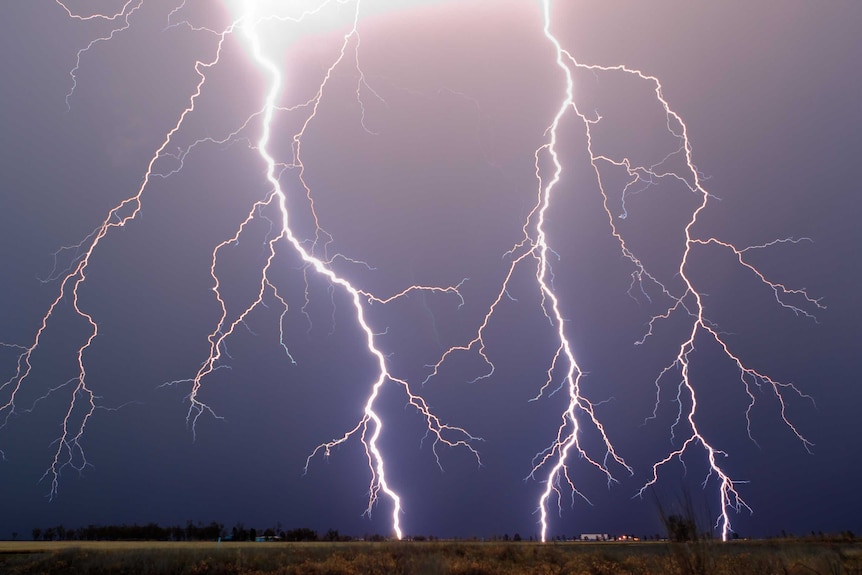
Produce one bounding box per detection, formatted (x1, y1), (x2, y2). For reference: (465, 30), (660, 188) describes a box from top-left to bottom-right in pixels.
(1, 539), (860, 574)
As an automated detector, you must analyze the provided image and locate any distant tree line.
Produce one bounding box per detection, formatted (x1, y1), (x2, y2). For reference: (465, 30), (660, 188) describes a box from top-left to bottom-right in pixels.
(31, 521), (225, 542)
(31, 522), (855, 543)
(27, 522), (387, 542)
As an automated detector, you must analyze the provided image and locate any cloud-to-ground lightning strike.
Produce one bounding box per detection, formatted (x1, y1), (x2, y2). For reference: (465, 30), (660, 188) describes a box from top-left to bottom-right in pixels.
(542, 9), (822, 541)
(182, 2), (483, 541)
(4, 0), (481, 541)
(422, 1), (819, 541)
(0, 0), (821, 542)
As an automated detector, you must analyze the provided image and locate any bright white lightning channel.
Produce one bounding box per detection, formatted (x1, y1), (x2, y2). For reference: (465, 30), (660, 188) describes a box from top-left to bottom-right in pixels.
(197, 0), (483, 541)
(240, 0), (410, 539)
(534, 1), (820, 542)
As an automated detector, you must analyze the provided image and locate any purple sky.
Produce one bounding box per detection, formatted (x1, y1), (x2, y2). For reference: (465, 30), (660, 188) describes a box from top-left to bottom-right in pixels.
(0, 1), (859, 541)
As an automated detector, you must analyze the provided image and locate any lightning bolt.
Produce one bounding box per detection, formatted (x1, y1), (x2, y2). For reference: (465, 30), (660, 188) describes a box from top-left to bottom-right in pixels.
(192, 1), (483, 541)
(1, 0), (820, 543)
(538, 2), (822, 542)
(1, 0), (242, 498)
(423, 0), (820, 542)
(4, 0), (481, 539)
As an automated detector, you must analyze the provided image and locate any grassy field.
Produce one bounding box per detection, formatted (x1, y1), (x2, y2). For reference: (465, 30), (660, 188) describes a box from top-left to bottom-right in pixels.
(1, 539), (860, 574)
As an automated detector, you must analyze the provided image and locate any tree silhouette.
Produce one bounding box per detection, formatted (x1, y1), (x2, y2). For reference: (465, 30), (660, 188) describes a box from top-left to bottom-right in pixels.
(665, 514), (698, 542)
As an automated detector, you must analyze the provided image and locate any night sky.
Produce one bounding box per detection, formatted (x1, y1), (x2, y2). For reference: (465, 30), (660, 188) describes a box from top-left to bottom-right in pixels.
(1, 1), (860, 541)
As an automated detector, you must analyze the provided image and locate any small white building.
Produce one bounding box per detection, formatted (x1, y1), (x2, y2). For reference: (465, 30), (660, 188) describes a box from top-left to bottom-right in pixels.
(580, 533), (609, 542)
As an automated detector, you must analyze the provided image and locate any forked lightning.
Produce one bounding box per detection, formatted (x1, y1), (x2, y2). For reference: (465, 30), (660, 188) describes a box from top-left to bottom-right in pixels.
(0, 0), (820, 542)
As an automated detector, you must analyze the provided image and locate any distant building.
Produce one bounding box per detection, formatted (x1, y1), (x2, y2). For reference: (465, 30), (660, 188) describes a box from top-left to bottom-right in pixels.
(255, 535), (280, 542)
(580, 533), (609, 541)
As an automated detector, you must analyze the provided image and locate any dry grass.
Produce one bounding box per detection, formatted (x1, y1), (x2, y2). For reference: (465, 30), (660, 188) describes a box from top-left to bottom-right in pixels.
(0, 540), (228, 552)
(1, 539), (860, 574)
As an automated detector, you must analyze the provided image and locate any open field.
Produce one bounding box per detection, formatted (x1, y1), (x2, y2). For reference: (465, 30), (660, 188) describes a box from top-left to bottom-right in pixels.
(1, 539), (860, 574)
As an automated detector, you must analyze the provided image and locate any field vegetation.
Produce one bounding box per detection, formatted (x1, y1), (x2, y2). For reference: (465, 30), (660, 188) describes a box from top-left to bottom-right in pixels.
(1, 538), (860, 575)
